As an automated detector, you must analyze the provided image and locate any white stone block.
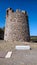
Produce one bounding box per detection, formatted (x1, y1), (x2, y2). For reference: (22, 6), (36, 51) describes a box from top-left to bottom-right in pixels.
(15, 45), (30, 50)
(5, 51), (12, 58)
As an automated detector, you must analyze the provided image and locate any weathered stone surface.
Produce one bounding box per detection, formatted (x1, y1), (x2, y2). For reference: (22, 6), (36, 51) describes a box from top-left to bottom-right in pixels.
(4, 8), (30, 41)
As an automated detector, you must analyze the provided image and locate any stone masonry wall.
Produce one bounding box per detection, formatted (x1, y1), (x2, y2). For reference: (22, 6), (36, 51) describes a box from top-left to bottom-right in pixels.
(4, 8), (30, 41)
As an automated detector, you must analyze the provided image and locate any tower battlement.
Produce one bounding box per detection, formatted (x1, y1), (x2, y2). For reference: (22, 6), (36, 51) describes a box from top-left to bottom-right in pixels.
(6, 8), (27, 16)
(4, 8), (30, 41)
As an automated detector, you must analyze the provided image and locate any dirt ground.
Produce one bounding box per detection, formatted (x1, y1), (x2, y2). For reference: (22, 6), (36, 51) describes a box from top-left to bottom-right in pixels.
(0, 40), (37, 65)
(0, 49), (37, 65)
(0, 40), (37, 51)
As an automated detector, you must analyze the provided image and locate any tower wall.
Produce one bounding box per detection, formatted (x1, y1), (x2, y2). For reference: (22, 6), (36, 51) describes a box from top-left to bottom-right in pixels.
(4, 8), (30, 41)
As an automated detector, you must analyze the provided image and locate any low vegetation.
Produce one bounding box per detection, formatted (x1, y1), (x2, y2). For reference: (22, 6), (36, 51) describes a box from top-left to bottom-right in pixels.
(30, 36), (37, 42)
(0, 27), (5, 40)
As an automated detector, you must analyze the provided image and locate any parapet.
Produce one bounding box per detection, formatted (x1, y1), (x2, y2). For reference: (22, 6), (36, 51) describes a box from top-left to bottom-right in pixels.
(6, 8), (27, 16)
(6, 8), (14, 12)
(6, 8), (14, 16)
(22, 10), (28, 16)
(16, 9), (21, 12)
(22, 10), (26, 14)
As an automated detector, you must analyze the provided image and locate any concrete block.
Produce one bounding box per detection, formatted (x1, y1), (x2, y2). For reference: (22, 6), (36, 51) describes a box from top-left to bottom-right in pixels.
(15, 45), (30, 50)
(5, 51), (12, 58)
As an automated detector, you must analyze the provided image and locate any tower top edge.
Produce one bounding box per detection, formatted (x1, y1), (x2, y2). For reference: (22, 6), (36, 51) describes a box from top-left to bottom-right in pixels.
(6, 8), (14, 12)
(6, 8), (28, 15)
(6, 8), (26, 12)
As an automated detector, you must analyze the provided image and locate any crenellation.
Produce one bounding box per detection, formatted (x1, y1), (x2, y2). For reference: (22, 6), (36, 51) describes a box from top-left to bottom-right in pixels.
(6, 8), (14, 17)
(16, 9), (21, 12)
(22, 10), (26, 14)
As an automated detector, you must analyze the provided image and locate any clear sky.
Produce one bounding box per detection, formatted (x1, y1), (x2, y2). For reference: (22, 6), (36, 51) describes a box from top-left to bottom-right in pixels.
(0, 0), (37, 36)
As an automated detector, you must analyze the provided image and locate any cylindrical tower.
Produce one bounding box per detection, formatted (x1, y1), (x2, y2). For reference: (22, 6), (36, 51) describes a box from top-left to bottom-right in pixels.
(4, 8), (30, 42)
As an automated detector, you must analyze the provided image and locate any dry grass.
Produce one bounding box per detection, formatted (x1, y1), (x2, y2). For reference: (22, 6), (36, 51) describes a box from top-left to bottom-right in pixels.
(0, 40), (15, 51)
(0, 40), (37, 51)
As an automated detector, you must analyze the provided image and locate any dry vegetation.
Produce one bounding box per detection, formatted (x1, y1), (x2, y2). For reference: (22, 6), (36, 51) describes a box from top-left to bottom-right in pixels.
(0, 40), (37, 51)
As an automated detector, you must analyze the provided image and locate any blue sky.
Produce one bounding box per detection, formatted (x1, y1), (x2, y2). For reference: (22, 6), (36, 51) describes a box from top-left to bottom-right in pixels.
(0, 0), (37, 36)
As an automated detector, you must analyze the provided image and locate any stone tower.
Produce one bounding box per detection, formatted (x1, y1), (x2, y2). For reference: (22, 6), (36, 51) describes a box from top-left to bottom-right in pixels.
(4, 8), (30, 42)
